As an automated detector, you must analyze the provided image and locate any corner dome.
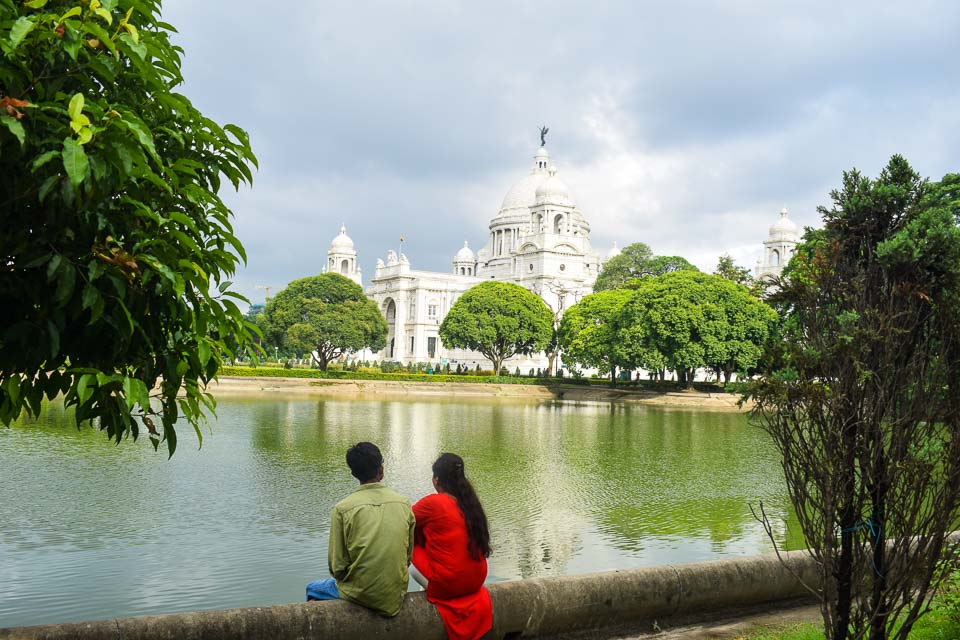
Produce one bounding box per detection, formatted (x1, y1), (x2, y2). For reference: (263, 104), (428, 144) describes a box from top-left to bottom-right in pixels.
(769, 207), (799, 239)
(329, 225), (356, 254)
(607, 241), (621, 259)
(454, 241), (475, 263)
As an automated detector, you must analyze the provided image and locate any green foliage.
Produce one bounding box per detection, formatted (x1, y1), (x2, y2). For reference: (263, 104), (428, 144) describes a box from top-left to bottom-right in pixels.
(219, 365), (591, 386)
(262, 273), (387, 370)
(593, 242), (699, 291)
(558, 289), (631, 384)
(617, 271), (777, 385)
(749, 156), (960, 640)
(0, 0), (257, 455)
(439, 281), (553, 373)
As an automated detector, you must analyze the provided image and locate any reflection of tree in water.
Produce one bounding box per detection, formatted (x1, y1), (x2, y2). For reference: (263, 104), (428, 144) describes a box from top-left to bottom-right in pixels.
(555, 404), (799, 555)
(242, 397), (798, 576)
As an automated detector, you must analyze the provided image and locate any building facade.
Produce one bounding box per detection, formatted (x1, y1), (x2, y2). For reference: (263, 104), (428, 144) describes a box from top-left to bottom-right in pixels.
(324, 143), (606, 370)
(321, 144), (800, 371)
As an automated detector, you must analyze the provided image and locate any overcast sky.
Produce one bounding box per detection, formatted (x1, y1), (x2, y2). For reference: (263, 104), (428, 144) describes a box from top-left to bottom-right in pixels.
(161, 0), (960, 306)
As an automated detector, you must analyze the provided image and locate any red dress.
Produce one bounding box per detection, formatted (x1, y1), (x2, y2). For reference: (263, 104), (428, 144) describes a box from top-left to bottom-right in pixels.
(412, 493), (492, 640)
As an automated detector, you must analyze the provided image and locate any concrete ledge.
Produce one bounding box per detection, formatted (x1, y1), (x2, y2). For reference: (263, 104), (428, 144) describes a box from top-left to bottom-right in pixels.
(1, 550), (820, 639)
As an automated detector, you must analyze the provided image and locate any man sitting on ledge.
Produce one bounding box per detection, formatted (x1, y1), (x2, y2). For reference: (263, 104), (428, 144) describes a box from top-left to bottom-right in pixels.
(306, 442), (416, 617)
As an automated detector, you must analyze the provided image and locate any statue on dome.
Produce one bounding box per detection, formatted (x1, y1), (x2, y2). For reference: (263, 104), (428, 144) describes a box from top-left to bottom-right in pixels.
(539, 125), (549, 147)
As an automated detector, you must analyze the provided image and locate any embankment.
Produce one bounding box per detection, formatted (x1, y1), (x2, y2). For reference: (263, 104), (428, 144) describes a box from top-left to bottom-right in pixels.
(210, 375), (748, 411)
(0, 550), (818, 639)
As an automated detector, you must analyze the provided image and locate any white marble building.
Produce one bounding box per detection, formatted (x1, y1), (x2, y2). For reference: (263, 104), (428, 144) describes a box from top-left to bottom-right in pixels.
(755, 207), (801, 279)
(321, 143), (800, 370)
(323, 143), (605, 369)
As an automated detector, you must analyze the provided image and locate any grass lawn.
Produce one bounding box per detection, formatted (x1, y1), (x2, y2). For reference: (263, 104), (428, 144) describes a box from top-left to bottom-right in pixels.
(735, 607), (959, 639)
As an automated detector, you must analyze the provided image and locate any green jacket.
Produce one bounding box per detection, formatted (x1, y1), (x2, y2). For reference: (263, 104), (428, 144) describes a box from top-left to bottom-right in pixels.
(328, 482), (415, 616)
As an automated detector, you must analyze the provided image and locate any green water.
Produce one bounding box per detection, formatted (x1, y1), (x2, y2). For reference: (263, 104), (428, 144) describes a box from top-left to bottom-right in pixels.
(0, 396), (802, 628)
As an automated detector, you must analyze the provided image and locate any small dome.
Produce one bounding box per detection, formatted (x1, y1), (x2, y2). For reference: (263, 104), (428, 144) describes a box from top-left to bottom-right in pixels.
(769, 207), (800, 239)
(607, 241), (621, 259)
(454, 241), (475, 263)
(329, 225), (356, 253)
(535, 169), (574, 206)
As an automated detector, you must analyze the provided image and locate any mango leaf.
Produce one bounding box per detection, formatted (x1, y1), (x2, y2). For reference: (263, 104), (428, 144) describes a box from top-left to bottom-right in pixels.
(31, 150), (60, 172)
(68, 93), (84, 120)
(59, 7), (82, 21)
(24, 0), (48, 8)
(0, 115), (25, 146)
(8, 17), (36, 49)
(61, 138), (89, 187)
(94, 8), (113, 25)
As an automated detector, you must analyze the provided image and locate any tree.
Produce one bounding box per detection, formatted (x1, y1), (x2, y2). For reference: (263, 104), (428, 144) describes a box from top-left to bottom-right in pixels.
(594, 243), (699, 291)
(439, 281), (553, 374)
(749, 156), (960, 640)
(593, 242), (653, 291)
(263, 274), (387, 371)
(617, 271), (775, 387)
(558, 289), (631, 387)
(0, 0), (257, 455)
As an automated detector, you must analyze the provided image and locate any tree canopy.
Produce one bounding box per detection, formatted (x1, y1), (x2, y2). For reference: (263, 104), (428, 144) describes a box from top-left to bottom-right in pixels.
(617, 271), (776, 385)
(0, 0), (257, 455)
(594, 242), (698, 291)
(558, 289), (631, 385)
(439, 281), (553, 373)
(749, 156), (960, 640)
(263, 273), (387, 370)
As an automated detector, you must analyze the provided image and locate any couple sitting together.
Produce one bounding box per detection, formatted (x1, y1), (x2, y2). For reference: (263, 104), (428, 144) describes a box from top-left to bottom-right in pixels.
(306, 442), (492, 640)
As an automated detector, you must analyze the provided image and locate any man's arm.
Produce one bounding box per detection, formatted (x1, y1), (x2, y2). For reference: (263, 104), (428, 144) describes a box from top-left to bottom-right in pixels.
(328, 506), (350, 580)
(406, 506), (416, 565)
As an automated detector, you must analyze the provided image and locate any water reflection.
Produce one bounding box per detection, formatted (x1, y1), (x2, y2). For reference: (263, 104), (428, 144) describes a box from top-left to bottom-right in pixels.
(0, 396), (799, 628)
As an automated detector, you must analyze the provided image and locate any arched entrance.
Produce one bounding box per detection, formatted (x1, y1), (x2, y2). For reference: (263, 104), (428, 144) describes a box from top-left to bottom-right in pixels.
(383, 298), (397, 359)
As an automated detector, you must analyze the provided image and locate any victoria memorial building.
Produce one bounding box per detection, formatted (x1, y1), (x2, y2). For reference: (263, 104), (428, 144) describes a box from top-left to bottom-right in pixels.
(322, 142), (800, 371)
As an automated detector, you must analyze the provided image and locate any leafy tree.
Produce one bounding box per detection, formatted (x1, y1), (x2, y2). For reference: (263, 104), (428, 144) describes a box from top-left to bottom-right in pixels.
(594, 242), (699, 291)
(439, 281), (553, 374)
(263, 273), (387, 371)
(618, 271), (775, 387)
(749, 156), (960, 640)
(593, 242), (653, 291)
(0, 0), (257, 455)
(558, 289), (631, 387)
(715, 253), (755, 287)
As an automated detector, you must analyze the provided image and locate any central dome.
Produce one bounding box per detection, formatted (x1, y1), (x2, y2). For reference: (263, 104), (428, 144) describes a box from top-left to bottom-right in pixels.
(535, 169), (573, 206)
(496, 146), (553, 216)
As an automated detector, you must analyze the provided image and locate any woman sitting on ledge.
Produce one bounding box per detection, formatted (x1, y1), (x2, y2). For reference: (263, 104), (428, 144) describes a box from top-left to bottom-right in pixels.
(410, 453), (492, 640)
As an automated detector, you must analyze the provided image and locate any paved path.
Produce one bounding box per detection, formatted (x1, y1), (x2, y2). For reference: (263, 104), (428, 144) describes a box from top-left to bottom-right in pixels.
(551, 603), (821, 640)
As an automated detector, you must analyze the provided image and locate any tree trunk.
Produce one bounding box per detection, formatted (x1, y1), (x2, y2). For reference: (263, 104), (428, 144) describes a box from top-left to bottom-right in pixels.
(723, 368), (733, 384)
(312, 353), (329, 371)
(868, 478), (888, 640)
(609, 364), (617, 388)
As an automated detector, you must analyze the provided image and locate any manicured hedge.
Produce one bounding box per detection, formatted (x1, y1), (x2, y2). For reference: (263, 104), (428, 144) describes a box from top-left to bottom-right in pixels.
(217, 365), (744, 393)
(218, 366), (575, 385)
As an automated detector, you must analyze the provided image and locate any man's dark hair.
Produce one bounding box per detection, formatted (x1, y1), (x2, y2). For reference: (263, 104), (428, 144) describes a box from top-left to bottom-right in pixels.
(346, 442), (383, 483)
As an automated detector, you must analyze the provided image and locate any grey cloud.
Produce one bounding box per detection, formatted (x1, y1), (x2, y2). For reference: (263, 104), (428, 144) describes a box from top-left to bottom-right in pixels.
(160, 0), (960, 305)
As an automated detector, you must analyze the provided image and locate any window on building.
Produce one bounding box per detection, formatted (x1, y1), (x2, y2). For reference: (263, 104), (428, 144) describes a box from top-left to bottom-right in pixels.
(428, 304), (438, 319)
(427, 336), (437, 358)
(409, 336), (415, 354)
(772, 249), (780, 266)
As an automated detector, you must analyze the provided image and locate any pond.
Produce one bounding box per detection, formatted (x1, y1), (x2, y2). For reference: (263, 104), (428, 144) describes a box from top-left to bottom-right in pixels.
(0, 395), (803, 628)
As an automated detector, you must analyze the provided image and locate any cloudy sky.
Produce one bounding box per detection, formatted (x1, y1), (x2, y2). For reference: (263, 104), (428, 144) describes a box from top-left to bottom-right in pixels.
(161, 0), (960, 306)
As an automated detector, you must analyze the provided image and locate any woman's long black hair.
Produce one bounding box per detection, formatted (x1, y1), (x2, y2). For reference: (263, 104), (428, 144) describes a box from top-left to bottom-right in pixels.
(433, 452), (491, 560)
